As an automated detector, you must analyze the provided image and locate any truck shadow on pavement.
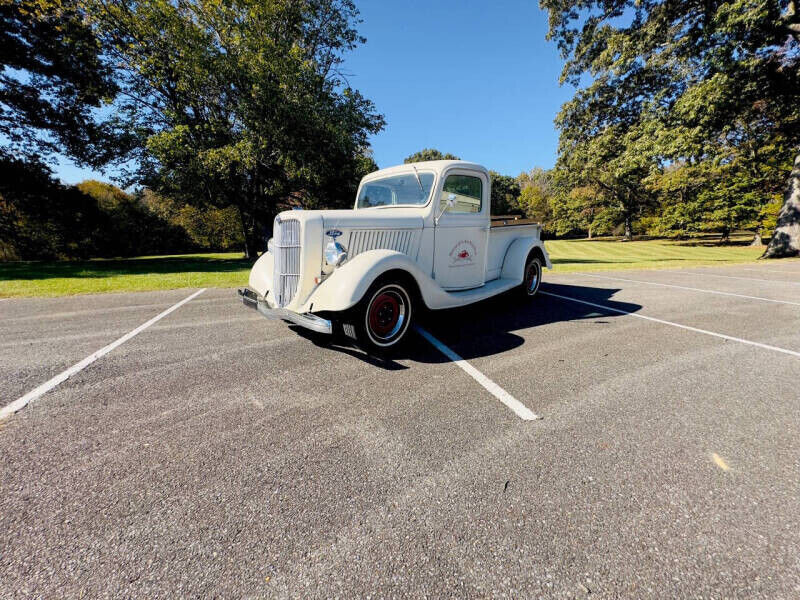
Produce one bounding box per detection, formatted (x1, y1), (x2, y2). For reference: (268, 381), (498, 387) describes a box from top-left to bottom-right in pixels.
(293, 282), (642, 370)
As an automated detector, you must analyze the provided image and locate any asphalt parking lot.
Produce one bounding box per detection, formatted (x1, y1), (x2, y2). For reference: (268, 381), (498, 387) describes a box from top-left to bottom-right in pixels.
(2, 261), (800, 598)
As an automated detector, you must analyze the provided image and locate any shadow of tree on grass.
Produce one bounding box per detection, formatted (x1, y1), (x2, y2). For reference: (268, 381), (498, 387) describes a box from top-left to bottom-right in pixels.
(0, 255), (251, 281)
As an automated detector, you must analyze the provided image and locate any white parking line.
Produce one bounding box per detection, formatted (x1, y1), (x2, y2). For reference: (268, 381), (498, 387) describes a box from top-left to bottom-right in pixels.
(576, 273), (800, 306)
(414, 325), (539, 421)
(540, 291), (800, 359)
(738, 266), (800, 277)
(1, 288), (207, 420)
(678, 271), (800, 286)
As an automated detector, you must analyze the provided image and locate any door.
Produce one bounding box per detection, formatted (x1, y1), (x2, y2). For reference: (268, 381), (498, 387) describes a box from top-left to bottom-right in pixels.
(433, 170), (489, 290)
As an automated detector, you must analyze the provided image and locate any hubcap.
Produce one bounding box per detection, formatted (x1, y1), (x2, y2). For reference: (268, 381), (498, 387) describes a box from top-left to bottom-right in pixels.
(365, 285), (409, 345)
(526, 262), (540, 294)
(369, 293), (401, 337)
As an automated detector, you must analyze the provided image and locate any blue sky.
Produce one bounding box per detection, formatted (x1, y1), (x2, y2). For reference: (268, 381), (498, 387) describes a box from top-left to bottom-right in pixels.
(55, 0), (571, 184)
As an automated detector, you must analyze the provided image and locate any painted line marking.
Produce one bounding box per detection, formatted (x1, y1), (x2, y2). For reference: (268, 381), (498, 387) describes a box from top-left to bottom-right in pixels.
(712, 453), (730, 472)
(414, 325), (539, 421)
(738, 266), (800, 277)
(540, 291), (800, 359)
(1, 288), (207, 420)
(678, 271), (800, 286)
(575, 272), (800, 307)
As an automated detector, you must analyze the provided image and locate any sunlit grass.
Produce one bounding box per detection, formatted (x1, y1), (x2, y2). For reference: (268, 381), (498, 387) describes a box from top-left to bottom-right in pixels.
(546, 236), (769, 273)
(1, 237), (794, 298)
(0, 252), (251, 298)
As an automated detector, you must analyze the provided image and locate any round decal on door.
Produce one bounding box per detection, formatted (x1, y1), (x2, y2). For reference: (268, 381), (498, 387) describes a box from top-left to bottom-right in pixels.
(449, 240), (477, 267)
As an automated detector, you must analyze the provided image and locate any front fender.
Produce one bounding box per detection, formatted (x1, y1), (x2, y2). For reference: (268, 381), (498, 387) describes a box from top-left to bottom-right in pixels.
(297, 249), (443, 313)
(248, 250), (274, 298)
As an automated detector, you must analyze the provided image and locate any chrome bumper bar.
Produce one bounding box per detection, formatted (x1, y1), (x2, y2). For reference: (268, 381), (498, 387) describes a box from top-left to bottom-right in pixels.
(238, 288), (332, 335)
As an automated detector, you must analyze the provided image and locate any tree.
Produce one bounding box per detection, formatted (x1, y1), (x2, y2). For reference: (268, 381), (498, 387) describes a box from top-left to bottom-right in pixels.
(77, 180), (194, 256)
(0, 0), (120, 164)
(540, 0), (800, 256)
(516, 168), (554, 226)
(517, 185), (552, 226)
(404, 148), (460, 163)
(517, 167), (552, 193)
(551, 184), (609, 238)
(0, 159), (111, 259)
(87, 0), (384, 258)
(304, 149), (379, 210)
(643, 162), (709, 238)
(552, 97), (656, 240)
(488, 171), (521, 215)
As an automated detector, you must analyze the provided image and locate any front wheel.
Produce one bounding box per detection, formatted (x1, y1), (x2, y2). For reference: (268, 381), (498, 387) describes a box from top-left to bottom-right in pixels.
(521, 256), (543, 298)
(343, 279), (414, 355)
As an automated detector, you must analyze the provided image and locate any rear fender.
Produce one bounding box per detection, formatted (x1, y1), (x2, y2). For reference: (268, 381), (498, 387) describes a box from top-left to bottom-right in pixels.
(501, 237), (552, 282)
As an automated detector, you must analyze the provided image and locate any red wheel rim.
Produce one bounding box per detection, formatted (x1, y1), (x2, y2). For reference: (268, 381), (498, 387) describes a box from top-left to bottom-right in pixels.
(368, 293), (400, 337)
(525, 262), (540, 294)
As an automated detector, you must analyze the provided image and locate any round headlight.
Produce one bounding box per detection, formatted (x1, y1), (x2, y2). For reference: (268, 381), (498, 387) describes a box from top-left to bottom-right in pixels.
(324, 240), (347, 267)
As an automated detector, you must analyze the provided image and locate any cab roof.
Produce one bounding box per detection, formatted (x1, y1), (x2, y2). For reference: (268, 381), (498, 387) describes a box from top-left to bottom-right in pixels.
(361, 160), (489, 182)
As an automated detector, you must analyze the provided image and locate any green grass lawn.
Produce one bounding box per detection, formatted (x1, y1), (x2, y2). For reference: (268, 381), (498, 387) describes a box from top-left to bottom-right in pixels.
(0, 237), (790, 298)
(0, 253), (252, 298)
(545, 236), (769, 273)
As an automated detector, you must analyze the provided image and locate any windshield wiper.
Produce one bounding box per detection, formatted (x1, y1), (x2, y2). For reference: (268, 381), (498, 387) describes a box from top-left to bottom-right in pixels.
(411, 165), (425, 197)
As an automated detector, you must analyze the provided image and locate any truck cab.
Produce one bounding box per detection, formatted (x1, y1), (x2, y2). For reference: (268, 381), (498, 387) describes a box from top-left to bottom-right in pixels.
(239, 160), (551, 354)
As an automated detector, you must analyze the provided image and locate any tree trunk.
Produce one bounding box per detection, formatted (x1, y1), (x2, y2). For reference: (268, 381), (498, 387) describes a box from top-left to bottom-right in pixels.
(587, 225), (593, 240)
(762, 152), (800, 259)
(750, 229), (763, 246)
(238, 207), (259, 260)
(623, 216), (632, 241)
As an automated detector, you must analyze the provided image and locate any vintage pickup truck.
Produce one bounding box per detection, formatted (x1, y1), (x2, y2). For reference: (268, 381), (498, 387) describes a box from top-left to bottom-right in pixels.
(238, 160), (551, 353)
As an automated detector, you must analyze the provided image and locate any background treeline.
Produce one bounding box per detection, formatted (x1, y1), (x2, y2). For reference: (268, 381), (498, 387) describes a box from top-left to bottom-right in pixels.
(0, 159), (243, 260)
(2, 136), (787, 261)
(411, 5), (800, 257)
(2, 0), (383, 260)
(408, 149), (786, 242)
(2, 0), (798, 261)
(506, 157), (787, 242)
(536, 0), (799, 258)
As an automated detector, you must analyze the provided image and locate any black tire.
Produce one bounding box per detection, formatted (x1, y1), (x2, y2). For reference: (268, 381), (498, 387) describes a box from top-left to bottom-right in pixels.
(520, 256), (543, 298)
(343, 278), (414, 355)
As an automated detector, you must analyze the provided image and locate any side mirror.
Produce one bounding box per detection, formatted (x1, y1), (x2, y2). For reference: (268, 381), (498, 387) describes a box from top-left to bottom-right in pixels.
(435, 193), (457, 224)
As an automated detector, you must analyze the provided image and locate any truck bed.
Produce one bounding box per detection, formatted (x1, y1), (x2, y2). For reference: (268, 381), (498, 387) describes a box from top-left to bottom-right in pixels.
(490, 215), (540, 228)
(486, 218), (543, 280)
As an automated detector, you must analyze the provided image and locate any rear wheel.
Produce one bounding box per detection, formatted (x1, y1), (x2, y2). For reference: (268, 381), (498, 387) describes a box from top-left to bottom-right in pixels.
(343, 279), (414, 355)
(521, 256), (542, 298)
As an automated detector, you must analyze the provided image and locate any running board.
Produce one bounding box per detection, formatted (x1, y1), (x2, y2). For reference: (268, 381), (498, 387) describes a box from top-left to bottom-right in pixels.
(431, 278), (520, 310)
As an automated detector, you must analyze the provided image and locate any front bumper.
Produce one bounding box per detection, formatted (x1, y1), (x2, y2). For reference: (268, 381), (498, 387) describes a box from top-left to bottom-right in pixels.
(238, 288), (332, 335)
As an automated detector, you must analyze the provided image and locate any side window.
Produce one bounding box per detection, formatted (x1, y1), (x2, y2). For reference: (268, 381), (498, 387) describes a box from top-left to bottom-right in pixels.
(440, 174), (482, 214)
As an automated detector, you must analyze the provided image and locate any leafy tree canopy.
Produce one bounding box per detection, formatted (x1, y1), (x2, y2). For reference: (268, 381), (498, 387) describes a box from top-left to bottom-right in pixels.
(488, 171), (521, 215)
(0, 0), (121, 164)
(85, 0), (384, 257)
(404, 148), (460, 163)
(540, 0), (800, 253)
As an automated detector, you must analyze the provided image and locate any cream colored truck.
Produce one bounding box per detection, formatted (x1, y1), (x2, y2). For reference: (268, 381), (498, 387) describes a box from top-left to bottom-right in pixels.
(238, 160), (551, 353)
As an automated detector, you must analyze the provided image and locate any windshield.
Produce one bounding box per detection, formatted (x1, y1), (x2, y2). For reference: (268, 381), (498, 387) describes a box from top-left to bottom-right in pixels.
(356, 171), (435, 208)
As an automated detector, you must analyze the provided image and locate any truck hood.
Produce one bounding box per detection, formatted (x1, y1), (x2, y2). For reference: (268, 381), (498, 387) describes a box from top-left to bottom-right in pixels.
(317, 208), (424, 230)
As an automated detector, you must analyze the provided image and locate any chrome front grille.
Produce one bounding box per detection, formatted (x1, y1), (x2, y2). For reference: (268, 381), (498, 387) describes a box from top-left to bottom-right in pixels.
(348, 229), (414, 258)
(273, 217), (301, 307)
